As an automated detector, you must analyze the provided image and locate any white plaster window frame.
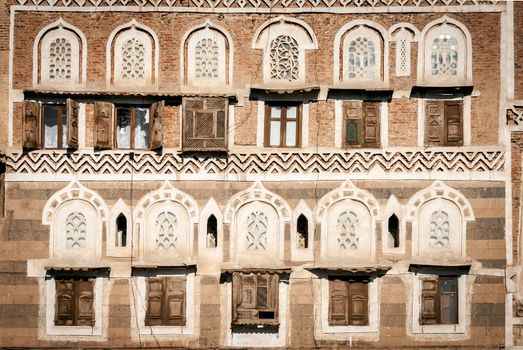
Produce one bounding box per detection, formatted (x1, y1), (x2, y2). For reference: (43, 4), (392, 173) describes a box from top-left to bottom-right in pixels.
(181, 20), (233, 89)
(198, 198), (223, 260)
(252, 16), (318, 86)
(223, 277), (289, 347)
(45, 277), (104, 337)
(107, 199), (132, 258)
(317, 277), (379, 336)
(33, 18), (87, 88)
(130, 271), (196, 336)
(411, 273), (468, 335)
(333, 20), (389, 88)
(417, 16), (473, 86)
(416, 96), (472, 147)
(333, 100), (388, 149)
(291, 200), (314, 262)
(106, 19), (159, 89)
(381, 195), (406, 255)
(389, 24), (419, 78)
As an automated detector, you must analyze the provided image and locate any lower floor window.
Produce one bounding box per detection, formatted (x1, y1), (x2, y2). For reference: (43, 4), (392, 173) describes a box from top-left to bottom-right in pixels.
(145, 276), (187, 326)
(420, 275), (458, 325)
(55, 279), (94, 326)
(328, 278), (369, 326)
(232, 272), (279, 325)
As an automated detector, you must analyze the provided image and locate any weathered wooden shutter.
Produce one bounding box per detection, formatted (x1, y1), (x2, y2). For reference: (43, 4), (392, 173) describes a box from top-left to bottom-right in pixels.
(425, 101), (444, 147)
(55, 280), (75, 326)
(439, 277), (458, 324)
(444, 101), (463, 146)
(149, 100), (164, 151)
(183, 97), (228, 151)
(420, 277), (438, 325)
(232, 272), (241, 323)
(264, 273), (279, 321)
(329, 280), (349, 326)
(166, 277), (186, 326)
(145, 278), (164, 326)
(362, 102), (380, 148)
(23, 101), (41, 149)
(66, 99), (80, 149)
(343, 101), (363, 147)
(76, 280), (94, 326)
(349, 282), (368, 325)
(94, 101), (113, 149)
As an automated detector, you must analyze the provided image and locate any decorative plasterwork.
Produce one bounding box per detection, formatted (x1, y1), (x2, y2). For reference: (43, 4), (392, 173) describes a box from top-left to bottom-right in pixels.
(42, 180), (108, 225)
(405, 180), (475, 222)
(315, 180), (380, 221)
(223, 181), (292, 223)
(507, 105), (523, 127)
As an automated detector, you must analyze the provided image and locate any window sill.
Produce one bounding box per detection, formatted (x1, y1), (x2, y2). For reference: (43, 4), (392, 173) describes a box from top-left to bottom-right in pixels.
(322, 324), (378, 334)
(412, 323), (465, 334)
(138, 325), (194, 336)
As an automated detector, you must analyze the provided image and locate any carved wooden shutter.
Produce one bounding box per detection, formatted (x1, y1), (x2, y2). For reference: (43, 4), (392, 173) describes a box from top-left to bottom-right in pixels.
(166, 277), (186, 326)
(55, 280), (75, 326)
(183, 97), (228, 151)
(349, 282), (368, 325)
(66, 99), (80, 149)
(425, 101), (444, 146)
(362, 102), (380, 148)
(329, 280), (349, 326)
(420, 277), (438, 325)
(145, 278), (164, 326)
(444, 101), (463, 146)
(76, 280), (94, 326)
(343, 101), (363, 147)
(23, 101), (41, 149)
(149, 100), (164, 151)
(94, 101), (113, 149)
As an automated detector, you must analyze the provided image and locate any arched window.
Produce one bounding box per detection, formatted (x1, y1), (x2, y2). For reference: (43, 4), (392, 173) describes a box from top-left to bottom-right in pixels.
(296, 214), (308, 249)
(429, 210), (450, 248)
(246, 211), (269, 251)
(336, 211), (359, 250)
(431, 35), (459, 77)
(343, 26), (382, 82)
(269, 35), (300, 81)
(155, 211), (178, 251)
(65, 212), (87, 249)
(388, 214), (399, 248)
(206, 214), (218, 248)
(116, 213), (127, 248)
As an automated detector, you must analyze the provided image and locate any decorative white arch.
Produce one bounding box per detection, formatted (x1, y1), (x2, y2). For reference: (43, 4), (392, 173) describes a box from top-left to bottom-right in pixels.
(252, 16), (317, 85)
(108, 199), (132, 258)
(180, 20), (233, 89)
(198, 197), (224, 259)
(417, 16), (473, 85)
(389, 23), (420, 77)
(333, 19), (389, 86)
(291, 199), (314, 262)
(105, 19), (159, 88)
(32, 18), (87, 87)
(388, 22), (420, 41)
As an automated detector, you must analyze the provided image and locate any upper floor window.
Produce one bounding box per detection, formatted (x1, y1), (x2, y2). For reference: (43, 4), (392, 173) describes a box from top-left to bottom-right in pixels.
(43, 104), (67, 149)
(424, 100), (463, 147)
(115, 106), (149, 150)
(270, 35), (299, 81)
(343, 101), (380, 148)
(264, 103), (301, 148)
(145, 276), (186, 326)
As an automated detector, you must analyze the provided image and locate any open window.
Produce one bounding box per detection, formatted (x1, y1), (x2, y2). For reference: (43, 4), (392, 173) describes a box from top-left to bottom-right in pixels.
(388, 214), (400, 249)
(115, 213), (127, 248)
(206, 214), (217, 248)
(343, 101), (380, 148)
(264, 102), (302, 148)
(425, 100), (463, 147)
(419, 275), (458, 325)
(296, 214), (308, 249)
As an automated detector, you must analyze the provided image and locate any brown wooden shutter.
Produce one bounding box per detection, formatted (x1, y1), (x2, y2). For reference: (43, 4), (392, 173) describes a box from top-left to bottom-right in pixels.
(343, 101), (363, 147)
(329, 280), (349, 326)
(94, 101), (113, 149)
(166, 277), (186, 326)
(145, 278), (164, 326)
(23, 101), (41, 149)
(76, 280), (94, 326)
(66, 99), (80, 149)
(267, 273), (279, 320)
(425, 101), (444, 147)
(349, 282), (368, 326)
(149, 100), (164, 151)
(55, 280), (75, 326)
(444, 101), (463, 146)
(420, 277), (438, 325)
(232, 272), (241, 323)
(183, 97), (228, 151)
(362, 102), (380, 148)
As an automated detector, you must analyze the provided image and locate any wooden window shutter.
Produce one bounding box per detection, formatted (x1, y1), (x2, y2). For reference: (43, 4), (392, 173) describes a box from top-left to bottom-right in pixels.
(420, 277), (438, 325)
(425, 101), (444, 146)
(66, 99), (80, 149)
(439, 277), (458, 324)
(267, 273), (279, 319)
(349, 282), (368, 326)
(444, 101), (463, 146)
(55, 280), (75, 326)
(94, 101), (113, 149)
(145, 278), (164, 326)
(23, 101), (41, 149)
(183, 97), (228, 151)
(149, 100), (164, 151)
(166, 277), (186, 326)
(343, 101), (363, 147)
(329, 280), (349, 326)
(362, 102), (380, 148)
(76, 280), (94, 326)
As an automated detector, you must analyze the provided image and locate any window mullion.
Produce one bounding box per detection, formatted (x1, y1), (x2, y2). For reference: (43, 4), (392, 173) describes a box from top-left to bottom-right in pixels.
(281, 107), (287, 147)
(130, 108), (136, 150)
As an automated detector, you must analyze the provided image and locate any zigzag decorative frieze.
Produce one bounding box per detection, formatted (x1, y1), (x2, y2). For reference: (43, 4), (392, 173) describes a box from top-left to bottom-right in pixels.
(6, 150), (504, 177)
(508, 105), (523, 127)
(14, 0), (502, 8)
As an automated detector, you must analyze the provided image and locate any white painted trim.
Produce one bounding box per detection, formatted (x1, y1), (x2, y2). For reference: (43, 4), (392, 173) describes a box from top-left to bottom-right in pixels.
(251, 16), (317, 50)
(256, 101), (264, 147)
(302, 103), (309, 148)
(334, 100), (342, 148)
(506, 1), (514, 100)
(198, 198), (224, 264)
(8, 8), (15, 148)
(391, 28), (413, 77)
(388, 22), (420, 41)
(381, 195), (406, 255)
(506, 128), (513, 267)
(291, 200), (314, 262)
(417, 99), (424, 147)
(380, 102), (388, 147)
(78, 103), (86, 149)
(228, 104), (235, 149)
(107, 199), (132, 258)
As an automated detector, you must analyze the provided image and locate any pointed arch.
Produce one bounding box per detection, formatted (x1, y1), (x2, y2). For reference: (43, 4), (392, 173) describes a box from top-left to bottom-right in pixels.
(292, 199), (314, 262)
(198, 198), (223, 258)
(108, 198), (132, 257)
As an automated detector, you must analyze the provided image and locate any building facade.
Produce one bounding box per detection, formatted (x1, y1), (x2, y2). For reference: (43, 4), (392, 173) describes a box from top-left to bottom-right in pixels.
(0, 0), (521, 348)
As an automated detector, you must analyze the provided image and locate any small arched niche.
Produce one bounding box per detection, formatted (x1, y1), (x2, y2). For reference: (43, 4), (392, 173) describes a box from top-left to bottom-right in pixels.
(108, 199), (132, 258)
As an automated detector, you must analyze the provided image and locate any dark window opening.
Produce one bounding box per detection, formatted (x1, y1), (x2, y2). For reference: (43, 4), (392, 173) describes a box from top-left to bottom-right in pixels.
(388, 214), (400, 248)
(420, 276), (458, 325)
(43, 104), (67, 149)
(116, 213), (127, 248)
(206, 214), (218, 248)
(115, 106), (149, 149)
(297, 214), (308, 249)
